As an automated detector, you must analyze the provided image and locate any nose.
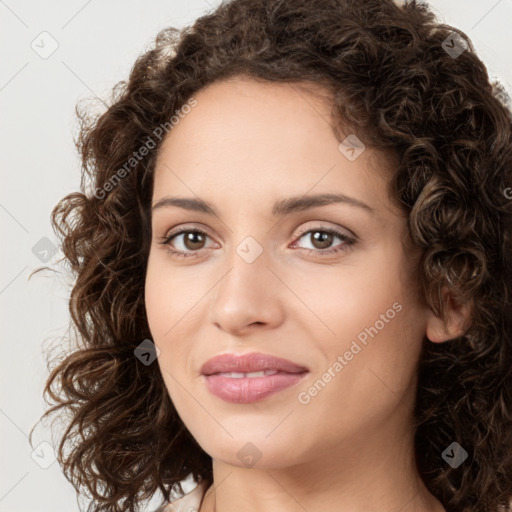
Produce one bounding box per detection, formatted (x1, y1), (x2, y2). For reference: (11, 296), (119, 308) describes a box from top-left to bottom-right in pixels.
(210, 244), (285, 336)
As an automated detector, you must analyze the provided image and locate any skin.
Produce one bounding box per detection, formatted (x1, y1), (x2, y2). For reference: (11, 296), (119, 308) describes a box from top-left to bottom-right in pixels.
(145, 76), (469, 512)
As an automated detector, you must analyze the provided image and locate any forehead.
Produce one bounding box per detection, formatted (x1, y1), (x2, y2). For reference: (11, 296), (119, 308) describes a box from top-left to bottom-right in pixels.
(159, 77), (338, 157)
(153, 76), (397, 221)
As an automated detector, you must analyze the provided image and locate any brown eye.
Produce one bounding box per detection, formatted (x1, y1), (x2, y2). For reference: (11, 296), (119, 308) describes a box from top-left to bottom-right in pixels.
(292, 226), (356, 257)
(308, 230), (334, 250)
(181, 231), (207, 250)
(160, 228), (215, 258)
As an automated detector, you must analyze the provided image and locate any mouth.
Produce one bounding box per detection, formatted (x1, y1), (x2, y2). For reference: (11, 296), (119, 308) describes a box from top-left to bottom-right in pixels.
(200, 352), (309, 403)
(200, 351), (309, 375)
(213, 370), (281, 378)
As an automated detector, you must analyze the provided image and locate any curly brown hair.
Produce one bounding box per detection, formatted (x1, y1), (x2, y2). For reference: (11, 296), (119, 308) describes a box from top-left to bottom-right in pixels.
(29, 0), (512, 510)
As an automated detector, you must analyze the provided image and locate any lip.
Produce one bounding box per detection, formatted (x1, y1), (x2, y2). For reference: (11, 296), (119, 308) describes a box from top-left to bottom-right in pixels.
(201, 352), (310, 403)
(201, 352), (309, 375)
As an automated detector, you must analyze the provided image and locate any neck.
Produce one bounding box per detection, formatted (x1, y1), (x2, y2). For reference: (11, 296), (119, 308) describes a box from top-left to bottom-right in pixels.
(199, 419), (445, 512)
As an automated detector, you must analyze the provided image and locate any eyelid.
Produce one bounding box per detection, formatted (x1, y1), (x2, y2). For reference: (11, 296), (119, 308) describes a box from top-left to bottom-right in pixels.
(162, 222), (218, 240)
(159, 221), (357, 262)
(161, 221), (356, 244)
(162, 225), (218, 247)
(293, 221), (357, 241)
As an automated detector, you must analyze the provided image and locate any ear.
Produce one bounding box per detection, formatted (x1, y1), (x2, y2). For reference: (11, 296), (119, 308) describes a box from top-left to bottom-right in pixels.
(425, 285), (472, 343)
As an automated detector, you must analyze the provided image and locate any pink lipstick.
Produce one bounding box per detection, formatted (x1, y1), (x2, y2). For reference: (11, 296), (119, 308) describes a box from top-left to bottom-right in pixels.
(200, 352), (309, 403)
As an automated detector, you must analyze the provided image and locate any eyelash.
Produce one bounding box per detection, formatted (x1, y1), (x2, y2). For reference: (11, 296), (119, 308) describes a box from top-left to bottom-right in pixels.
(158, 225), (356, 259)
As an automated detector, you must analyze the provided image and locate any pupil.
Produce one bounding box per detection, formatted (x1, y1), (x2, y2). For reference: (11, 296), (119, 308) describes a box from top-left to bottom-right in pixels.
(313, 231), (332, 249)
(186, 232), (204, 249)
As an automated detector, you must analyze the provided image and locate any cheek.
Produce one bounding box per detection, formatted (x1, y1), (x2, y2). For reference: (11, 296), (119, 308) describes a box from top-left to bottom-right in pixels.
(144, 252), (189, 339)
(144, 252), (164, 328)
(299, 301), (421, 439)
(307, 256), (422, 384)
(308, 267), (407, 345)
(145, 254), (198, 375)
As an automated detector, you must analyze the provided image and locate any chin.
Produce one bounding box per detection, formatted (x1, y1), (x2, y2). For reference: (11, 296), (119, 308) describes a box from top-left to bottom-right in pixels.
(194, 431), (307, 469)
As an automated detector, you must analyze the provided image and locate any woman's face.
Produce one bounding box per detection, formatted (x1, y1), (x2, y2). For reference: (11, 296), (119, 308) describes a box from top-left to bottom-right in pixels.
(145, 76), (429, 469)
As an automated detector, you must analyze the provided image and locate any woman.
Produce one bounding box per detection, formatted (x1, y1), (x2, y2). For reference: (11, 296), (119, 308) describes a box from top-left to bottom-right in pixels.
(30, 0), (512, 511)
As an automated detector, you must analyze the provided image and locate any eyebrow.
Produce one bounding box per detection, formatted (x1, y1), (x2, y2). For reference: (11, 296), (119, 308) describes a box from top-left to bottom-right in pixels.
(151, 193), (375, 217)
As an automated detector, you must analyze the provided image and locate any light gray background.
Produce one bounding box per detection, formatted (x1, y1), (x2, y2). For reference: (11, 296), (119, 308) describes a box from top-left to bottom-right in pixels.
(1, 1), (511, 511)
